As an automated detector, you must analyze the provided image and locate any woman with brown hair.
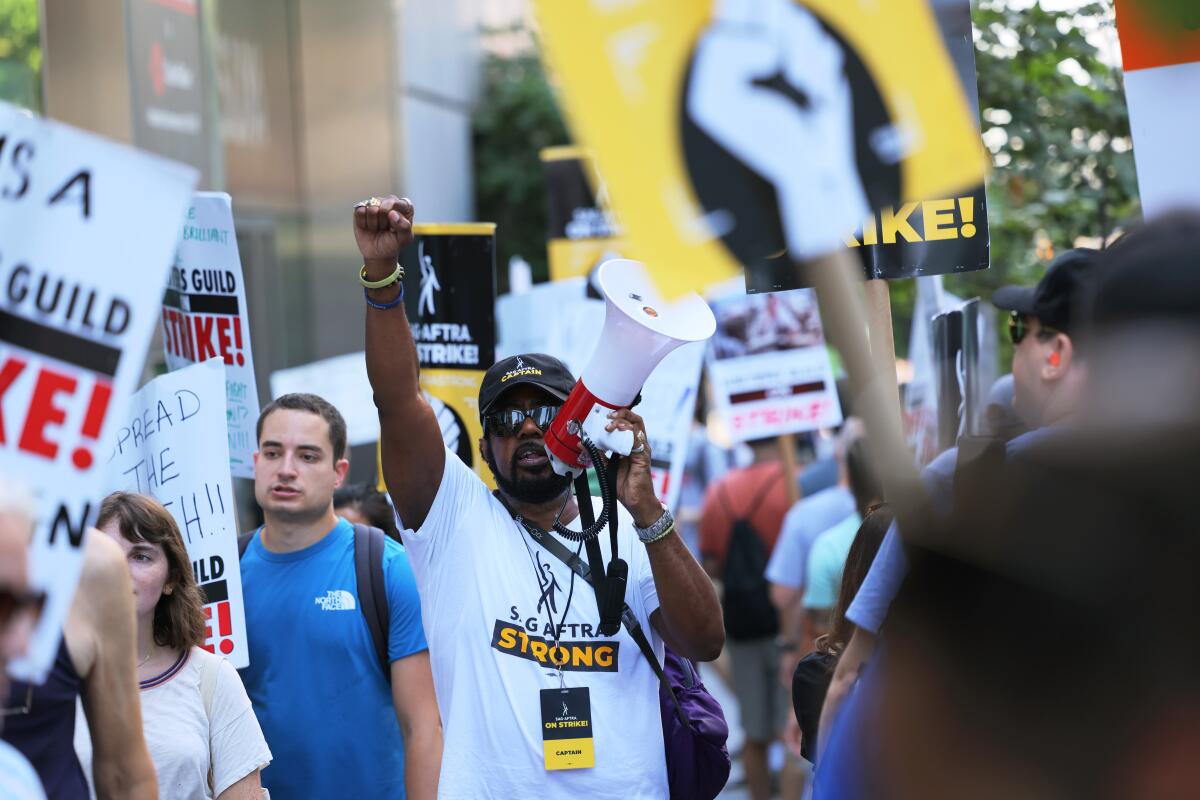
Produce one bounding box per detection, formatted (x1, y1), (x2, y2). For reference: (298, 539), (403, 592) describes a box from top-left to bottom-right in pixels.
(77, 492), (271, 799)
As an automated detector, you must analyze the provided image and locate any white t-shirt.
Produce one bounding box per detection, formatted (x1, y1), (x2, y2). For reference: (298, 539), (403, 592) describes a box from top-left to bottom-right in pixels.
(402, 448), (668, 799)
(76, 647), (271, 799)
(0, 740), (46, 800)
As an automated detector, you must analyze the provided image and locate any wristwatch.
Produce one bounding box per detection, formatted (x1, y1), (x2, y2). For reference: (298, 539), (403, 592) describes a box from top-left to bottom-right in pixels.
(634, 506), (675, 544)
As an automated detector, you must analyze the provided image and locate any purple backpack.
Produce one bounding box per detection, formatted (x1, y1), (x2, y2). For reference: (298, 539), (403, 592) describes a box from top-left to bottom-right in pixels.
(657, 647), (732, 799)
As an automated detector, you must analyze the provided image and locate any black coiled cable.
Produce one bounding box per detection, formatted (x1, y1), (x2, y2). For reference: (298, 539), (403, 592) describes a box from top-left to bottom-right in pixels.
(550, 437), (614, 542)
(516, 437), (614, 543)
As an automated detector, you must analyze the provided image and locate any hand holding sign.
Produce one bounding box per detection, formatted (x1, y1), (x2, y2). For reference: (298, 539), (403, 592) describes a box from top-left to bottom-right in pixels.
(687, 0), (869, 260)
(353, 195), (416, 264)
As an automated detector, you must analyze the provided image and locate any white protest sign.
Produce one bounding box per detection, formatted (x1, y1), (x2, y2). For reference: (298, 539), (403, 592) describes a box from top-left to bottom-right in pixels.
(706, 288), (842, 442)
(497, 280), (704, 511)
(0, 101), (197, 682)
(635, 341), (705, 512)
(104, 358), (248, 667)
(270, 352), (378, 447)
(163, 192), (260, 478)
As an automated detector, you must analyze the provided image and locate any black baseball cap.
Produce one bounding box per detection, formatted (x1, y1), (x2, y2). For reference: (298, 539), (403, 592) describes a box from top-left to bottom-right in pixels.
(1085, 210), (1200, 330)
(992, 248), (1100, 333)
(478, 353), (576, 420)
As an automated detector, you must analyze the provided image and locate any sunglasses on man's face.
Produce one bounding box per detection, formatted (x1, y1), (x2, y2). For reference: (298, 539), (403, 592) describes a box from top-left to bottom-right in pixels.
(484, 405), (561, 438)
(1008, 312), (1031, 345)
(0, 587), (46, 631)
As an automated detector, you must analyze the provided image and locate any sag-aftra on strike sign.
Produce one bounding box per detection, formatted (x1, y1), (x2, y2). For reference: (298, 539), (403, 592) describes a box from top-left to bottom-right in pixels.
(0, 101), (196, 683)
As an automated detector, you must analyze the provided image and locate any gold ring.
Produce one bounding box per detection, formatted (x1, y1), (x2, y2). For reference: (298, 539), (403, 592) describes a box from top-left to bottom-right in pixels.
(367, 197), (382, 207)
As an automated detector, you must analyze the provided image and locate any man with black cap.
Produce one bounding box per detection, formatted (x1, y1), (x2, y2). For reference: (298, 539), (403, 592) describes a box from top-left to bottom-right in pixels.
(812, 248), (1100, 796)
(355, 195), (723, 797)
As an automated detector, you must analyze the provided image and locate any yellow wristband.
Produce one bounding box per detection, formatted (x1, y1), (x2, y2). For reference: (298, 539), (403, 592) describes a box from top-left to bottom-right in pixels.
(359, 264), (404, 289)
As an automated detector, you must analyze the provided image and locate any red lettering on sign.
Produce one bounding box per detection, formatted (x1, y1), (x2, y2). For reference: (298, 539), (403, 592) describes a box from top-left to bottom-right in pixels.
(203, 601), (235, 656)
(193, 315), (217, 361)
(215, 317), (233, 365)
(18, 367), (77, 460)
(232, 317), (245, 367)
(71, 380), (112, 470)
(0, 357), (28, 444)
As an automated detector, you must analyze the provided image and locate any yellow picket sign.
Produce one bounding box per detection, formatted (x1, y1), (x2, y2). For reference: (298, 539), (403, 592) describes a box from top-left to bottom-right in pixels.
(533, 0), (988, 298)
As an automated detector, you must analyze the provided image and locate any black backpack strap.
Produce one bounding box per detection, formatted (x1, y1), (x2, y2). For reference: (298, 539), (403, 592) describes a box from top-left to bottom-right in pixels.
(237, 530), (255, 558)
(353, 523), (392, 683)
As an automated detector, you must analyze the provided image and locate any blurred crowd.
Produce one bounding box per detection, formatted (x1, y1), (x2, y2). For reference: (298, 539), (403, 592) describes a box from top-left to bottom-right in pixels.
(0, 206), (1197, 800)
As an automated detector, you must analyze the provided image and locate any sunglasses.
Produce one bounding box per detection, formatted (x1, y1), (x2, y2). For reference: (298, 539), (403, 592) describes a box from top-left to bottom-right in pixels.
(1007, 311), (1031, 345)
(0, 587), (46, 631)
(484, 405), (561, 438)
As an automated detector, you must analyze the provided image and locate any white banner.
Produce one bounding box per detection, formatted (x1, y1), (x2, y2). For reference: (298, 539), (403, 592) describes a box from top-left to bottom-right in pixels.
(163, 192), (260, 478)
(706, 288), (842, 442)
(0, 101), (197, 682)
(497, 279), (704, 511)
(104, 358), (249, 667)
(635, 342), (705, 511)
(270, 352), (378, 448)
(1115, 1), (1200, 217)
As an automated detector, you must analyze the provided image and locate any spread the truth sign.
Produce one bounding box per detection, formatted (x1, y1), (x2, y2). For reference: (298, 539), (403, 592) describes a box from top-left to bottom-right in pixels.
(162, 192), (260, 478)
(533, 0), (987, 297)
(104, 358), (249, 667)
(0, 100), (197, 682)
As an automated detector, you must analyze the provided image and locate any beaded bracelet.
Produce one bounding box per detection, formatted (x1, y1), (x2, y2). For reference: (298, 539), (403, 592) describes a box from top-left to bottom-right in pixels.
(364, 282), (405, 310)
(359, 263), (404, 289)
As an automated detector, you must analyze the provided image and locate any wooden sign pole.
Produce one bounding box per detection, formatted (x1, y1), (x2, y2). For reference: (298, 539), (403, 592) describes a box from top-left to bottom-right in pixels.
(777, 432), (801, 506)
(802, 252), (920, 517)
(863, 278), (902, 426)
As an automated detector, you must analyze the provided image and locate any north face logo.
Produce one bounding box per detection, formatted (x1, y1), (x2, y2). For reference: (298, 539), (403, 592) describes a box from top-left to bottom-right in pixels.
(314, 590), (356, 611)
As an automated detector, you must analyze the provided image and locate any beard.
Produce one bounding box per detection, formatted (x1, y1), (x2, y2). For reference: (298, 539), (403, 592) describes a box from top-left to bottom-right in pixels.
(485, 440), (572, 506)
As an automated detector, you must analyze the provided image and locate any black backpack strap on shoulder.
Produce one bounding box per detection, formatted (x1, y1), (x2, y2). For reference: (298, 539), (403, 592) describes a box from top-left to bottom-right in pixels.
(353, 523), (392, 683)
(237, 530), (255, 558)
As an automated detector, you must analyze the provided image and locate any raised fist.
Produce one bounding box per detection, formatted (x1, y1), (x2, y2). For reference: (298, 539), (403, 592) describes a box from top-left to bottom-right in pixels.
(687, 0), (869, 260)
(353, 195), (415, 262)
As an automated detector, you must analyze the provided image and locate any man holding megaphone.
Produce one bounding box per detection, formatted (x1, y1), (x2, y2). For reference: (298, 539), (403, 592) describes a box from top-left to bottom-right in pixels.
(356, 195), (724, 797)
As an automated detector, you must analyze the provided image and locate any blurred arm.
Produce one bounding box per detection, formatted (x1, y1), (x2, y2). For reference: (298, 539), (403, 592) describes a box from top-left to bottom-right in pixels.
(817, 625), (875, 758)
(73, 534), (158, 800)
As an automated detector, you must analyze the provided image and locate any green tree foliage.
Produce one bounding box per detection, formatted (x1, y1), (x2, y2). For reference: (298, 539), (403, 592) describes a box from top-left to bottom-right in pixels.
(473, 43), (569, 290)
(0, 0), (41, 112)
(889, 0), (1139, 361)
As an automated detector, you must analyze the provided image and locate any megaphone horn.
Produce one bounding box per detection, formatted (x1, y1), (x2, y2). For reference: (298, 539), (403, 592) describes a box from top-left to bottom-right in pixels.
(544, 259), (717, 477)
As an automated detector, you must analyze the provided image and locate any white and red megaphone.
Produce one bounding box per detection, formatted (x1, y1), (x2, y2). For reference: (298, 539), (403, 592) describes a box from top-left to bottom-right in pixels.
(544, 259), (717, 477)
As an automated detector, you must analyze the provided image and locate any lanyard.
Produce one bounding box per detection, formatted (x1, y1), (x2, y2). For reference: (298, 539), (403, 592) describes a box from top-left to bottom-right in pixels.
(517, 523), (582, 689)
